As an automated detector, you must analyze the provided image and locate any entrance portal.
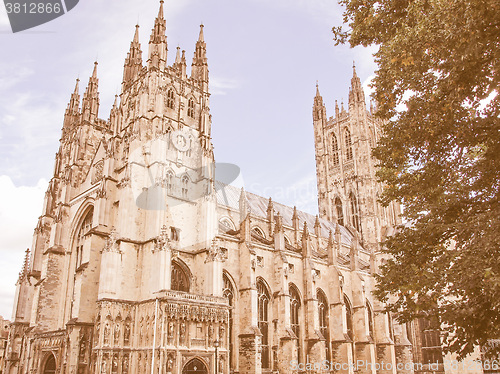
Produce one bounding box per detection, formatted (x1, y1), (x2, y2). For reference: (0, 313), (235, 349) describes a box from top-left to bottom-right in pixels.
(182, 358), (208, 374)
(43, 354), (57, 374)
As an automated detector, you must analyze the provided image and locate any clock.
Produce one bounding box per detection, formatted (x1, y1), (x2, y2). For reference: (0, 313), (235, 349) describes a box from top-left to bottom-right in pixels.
(171, 130), (190, 152)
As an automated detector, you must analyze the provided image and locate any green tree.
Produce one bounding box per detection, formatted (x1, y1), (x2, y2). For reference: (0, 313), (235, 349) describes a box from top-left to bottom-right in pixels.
(334, 0), (500, 358)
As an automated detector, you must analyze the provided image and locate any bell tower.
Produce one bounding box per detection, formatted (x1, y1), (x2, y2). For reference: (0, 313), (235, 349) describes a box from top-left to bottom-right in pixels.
(313, 64), (401, 253)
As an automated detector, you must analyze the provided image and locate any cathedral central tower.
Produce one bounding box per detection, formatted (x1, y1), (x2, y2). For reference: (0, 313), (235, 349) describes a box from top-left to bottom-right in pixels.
(312, 66), (401, 254)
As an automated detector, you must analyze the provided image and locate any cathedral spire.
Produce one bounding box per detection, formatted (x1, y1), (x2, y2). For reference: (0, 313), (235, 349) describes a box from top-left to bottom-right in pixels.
(63, 78), (81, 135)
(123, 24), (143, 89)
(313, 81), (325, 121)
(349, 60), (365, 108)
(82, 62), (100, 122)
(191, 24), (209, 88)
(148, 0), (167, 70)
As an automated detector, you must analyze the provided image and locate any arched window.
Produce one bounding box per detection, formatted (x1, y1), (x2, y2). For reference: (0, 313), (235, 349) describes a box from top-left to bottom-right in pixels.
(223, 273), (236, 370)
(171, 261), (189, 292)
(166, 171), (174, 194)
(43, 353), (57, 374)
(181, 175), (189, 199)
(366, 301), (374, 339)
(252, 227), (265, 238)
(345, 129), (353, 161)
(187, 98), (195, 118)
(349, 192), (360, 232)
(332, 134), (340, 166)
(219, 218), (235, 233)
(75, 208), (93, 268)
(166, 89), (175, 109)
(344, 295), (354, 341)
(317, 289), (330, 360)
(290, 284), (301, 362)
(335, 197), (344, 226)
(257, 279), (271, 369)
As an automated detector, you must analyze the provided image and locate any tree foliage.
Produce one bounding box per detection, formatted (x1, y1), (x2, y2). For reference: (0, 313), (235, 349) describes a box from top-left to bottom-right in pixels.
(334, 0), (500, 359)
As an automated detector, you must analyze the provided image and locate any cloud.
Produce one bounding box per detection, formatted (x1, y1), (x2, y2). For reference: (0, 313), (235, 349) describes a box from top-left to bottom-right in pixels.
(210, 77), (239, 95)
(0, 176), (48, 318)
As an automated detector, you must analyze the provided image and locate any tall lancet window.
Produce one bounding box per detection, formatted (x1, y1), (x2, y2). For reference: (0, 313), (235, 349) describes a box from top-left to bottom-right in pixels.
(318, 289), (330, 360)
(223, 273), (236, 370)
(366, 301), (374, 339)
(332, 134), (340, 166)
(75, 208), (93, 268)
(181, 175), (189, 199)
(335, 197), (344, 226)
(289, 284), (301, 361)
(166, 89), (175, 109)
(257, 279), (271, 369)
(345, 129), (353, 161)
(187, 98), (195, 118)
(349, 192), (360, 232)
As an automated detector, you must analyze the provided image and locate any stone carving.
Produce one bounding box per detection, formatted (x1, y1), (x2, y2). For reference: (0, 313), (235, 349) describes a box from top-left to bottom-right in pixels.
(122, 354), (129, 374)
(154, 225), (170, 252)
(167, 320), (175, 344)
(179, 321), (186, 345)
(103, 228), (121, 254)
(124, 320), (131, 345)
(92, 160), (104, 184)
(78, 335), (86, 361)
(113, 322), (120, 345)
(103, 322), (110, 346)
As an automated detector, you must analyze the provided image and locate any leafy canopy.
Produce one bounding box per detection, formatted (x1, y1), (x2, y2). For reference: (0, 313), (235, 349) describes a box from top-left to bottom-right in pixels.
(334, 0), (500, 359)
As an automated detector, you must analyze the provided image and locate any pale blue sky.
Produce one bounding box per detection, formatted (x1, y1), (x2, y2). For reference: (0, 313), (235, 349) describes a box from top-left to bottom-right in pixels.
(0, 0), (376, 318)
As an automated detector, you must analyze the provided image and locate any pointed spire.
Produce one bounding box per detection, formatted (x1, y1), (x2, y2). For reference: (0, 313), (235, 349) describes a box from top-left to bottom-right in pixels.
(123, 25), (143, 89)
(335, 99), (340, 118)
(175, 46), (181, 64)
(302, 221), (309, 239)
(191, 23), (209, 87)
(82, 62), (100, 122)
(198, 23), (205, 42)
(18, 248), (30, 283)
(313, 81), (325, 122)
(148, 0), (167, 70)
(349, 60), (365, 107)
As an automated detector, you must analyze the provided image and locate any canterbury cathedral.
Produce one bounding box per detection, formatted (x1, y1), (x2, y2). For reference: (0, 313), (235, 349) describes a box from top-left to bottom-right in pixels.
(3, 2), (445, 374)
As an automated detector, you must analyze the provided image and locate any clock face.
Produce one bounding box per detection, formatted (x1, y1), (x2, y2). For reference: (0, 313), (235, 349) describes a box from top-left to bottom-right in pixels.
(171, 130), (190, 152)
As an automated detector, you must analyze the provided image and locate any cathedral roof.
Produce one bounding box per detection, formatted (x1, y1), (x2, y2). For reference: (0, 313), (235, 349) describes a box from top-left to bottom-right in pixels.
(215, 181), (355, 246)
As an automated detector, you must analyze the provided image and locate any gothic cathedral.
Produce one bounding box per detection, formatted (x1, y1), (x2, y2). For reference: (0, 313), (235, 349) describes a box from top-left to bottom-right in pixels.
(4, 2), (428, 374)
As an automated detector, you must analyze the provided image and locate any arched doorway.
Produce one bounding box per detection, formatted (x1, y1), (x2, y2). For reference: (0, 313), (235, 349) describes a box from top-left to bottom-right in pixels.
(182, 358), (208, 374)
(43, 353), (57, 374)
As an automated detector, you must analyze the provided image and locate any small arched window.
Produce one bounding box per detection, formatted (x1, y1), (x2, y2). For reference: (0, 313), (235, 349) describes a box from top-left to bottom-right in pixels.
(335, 197), (344, 226)
(252, 227), (266, 238)
(366, 301), (374, 339)
(219, 218), (235, 233)
(75, 208), (93, 268)
(171, 261), (189, 292)
(187, 98), (195, 118)
(332, 134), (339, 166)
(166, 89), (175, 109)
(257, 279), (271, 369)
(345, 129), (353, 161)
(166, 171), (174, 193)
(344, 295), (354, 341)
(181, 175), (189, 199)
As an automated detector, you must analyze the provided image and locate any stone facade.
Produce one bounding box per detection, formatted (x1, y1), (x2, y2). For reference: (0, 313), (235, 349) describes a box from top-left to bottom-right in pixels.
(3, 2), (434, 374)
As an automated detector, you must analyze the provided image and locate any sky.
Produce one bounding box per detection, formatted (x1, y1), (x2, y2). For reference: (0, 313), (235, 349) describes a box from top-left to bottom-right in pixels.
(0, 0), (377, 319)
